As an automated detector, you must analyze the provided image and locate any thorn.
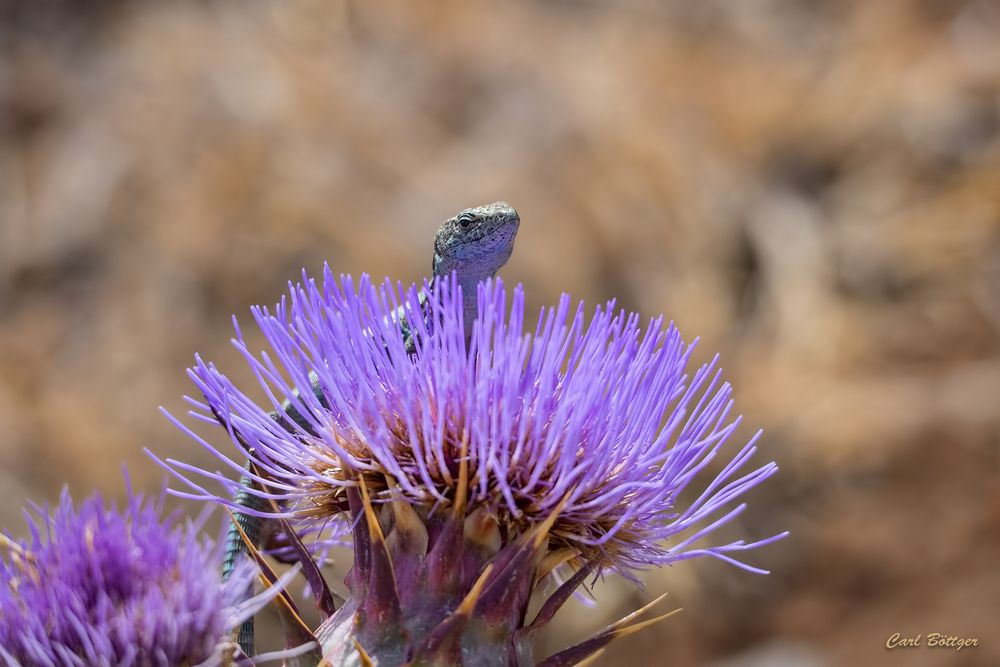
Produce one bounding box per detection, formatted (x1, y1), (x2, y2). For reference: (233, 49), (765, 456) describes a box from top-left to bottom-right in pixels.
(386, 476), (429, 558)
(352, 639), (375, 667)
(535, 634), (613, 667)
(389, 494), (429, 558)
(473, 489), (576, 626)
(345, 483), (371, 592)
(260, 571), (320, 649)
(358, 476), (402, 626)
(223, 506), (307, 625)
(271, 513), (337, 617)
(425, 514), (464, 595)
(251, 462), (337, 618)
(534, 547), (579, 585)
(382, 483), (428, 609)
(610, 608), (683, 639)
(575, 647), (607, 667)
(452, 430), (470, 520)
(531, 489), (574, 550)
(474, 539), (540, 626)
(526, 560), (599, 633)
(603, 592), (671, 634)
(456, 562), (493, 616)
(536, 594), (680, 667)
(358, 477), (392, 567)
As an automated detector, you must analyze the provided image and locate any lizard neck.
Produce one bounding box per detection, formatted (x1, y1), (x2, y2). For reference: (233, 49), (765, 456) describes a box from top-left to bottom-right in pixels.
(432, 256), (498, 340)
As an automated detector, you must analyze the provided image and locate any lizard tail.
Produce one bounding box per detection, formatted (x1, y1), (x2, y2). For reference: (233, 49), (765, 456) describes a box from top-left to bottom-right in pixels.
(222, 467), (272, 657)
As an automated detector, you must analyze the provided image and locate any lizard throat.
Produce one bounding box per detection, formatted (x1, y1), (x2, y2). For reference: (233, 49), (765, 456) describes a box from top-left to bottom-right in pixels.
(431, 262), (501, 340)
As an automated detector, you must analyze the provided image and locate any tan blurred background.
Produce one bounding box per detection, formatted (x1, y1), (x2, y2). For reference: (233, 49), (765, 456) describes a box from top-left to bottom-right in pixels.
(1, 1), (999, 665)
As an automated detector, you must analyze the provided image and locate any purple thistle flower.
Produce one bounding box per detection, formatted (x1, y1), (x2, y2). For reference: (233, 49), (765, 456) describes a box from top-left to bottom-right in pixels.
(159, 268), (787, 664)
(0, 486), (292, 666)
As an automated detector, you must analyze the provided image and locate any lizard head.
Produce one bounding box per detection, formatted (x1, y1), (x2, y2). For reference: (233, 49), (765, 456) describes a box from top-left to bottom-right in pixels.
(433, 201), (520, 278)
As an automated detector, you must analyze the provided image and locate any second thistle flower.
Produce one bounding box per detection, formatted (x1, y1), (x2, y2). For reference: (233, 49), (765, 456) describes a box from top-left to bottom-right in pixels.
(0, 487), (294, 666)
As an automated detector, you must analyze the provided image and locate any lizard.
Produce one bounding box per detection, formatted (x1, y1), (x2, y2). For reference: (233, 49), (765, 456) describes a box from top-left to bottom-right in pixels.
(220, 201), (520, 657)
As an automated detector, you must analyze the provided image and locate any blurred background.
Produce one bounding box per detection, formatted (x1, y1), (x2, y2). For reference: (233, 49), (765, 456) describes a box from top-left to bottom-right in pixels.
(1, 1), (998, 665)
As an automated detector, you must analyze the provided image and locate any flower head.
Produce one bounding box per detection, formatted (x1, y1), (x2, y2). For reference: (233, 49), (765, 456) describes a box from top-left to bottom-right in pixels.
(160, 268), (785, 665)
(0, 486), (274, 666)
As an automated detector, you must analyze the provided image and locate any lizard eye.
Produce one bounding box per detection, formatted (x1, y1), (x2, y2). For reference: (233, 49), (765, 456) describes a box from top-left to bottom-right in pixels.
(457, 212), (475, 228)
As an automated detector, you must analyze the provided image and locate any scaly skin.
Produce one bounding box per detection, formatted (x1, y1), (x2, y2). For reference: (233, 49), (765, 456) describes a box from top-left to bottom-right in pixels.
(221, 202), (520, 657)
(220, 393), (322, 653)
